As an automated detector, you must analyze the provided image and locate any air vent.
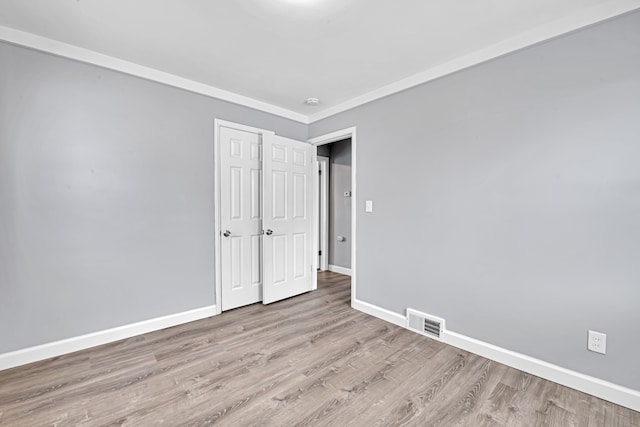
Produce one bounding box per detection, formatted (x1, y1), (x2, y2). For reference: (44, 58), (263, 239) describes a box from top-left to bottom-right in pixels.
(406, 309), (445, 340)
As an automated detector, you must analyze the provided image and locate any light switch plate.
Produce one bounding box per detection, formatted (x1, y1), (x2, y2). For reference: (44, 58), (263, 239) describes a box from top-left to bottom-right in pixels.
(365, 200), (373, 212)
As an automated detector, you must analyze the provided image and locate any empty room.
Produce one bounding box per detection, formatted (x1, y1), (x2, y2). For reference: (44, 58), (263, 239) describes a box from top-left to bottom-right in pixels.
(1, 1), (639, 425)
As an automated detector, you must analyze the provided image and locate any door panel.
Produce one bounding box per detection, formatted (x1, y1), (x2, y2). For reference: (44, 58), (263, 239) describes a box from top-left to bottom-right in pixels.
(272, 170), (287, 219)
(250, 235), (261, 285)
(271, 234), (287, 286)
(293, 233), (306, 280)
(230, 167), (242, 219)
(220, 126), (262, 311)
(230, 236), (242, 289)
(293, 173), (306, 219)
(263, 134), (315, 304)
(250, 169), (261, 219)
(272, 144), (287, 163)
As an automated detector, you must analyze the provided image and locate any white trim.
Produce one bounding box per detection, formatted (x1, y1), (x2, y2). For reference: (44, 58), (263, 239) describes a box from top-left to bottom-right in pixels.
(441, 331), (640, 412)
(213, 120), (222, 315)
(348, 298), (640, 412)
(308, 127), (357, 303)
(215, 119), (276, 137)
(213, 119), (275, 313)
(0, 305), (217, 372)
(308, 128), (356, 146)
(317, 156), (329, 271)
(328, 264), (352, 276)
(311, 148), (319, 291)
(0, 25), (308, 124)
(3, 2), (636, 125)
(352, 298), (405, 327)
(308, 1), (640, 123)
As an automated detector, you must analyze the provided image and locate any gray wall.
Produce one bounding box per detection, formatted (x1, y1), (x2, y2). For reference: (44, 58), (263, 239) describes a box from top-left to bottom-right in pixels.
(0, 41), (307, 353)
(316, 144), (331, 158)
(2, 10), (639, 392)
(329, 139), (352, 269)
(309, 11), (640, 390)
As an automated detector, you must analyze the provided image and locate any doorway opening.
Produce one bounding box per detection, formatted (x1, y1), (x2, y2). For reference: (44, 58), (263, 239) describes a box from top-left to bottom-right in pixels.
(309, 127), (357, 306)
(316, 138), (352, 276)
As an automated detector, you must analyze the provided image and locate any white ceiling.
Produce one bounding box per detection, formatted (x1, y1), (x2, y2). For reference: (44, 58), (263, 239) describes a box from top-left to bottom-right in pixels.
(0, 0), (638, 122)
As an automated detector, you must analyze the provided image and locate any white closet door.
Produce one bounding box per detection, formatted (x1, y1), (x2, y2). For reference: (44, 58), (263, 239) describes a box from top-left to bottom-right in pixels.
(262, 133), (315, 304)
(219, 126), (262, 311)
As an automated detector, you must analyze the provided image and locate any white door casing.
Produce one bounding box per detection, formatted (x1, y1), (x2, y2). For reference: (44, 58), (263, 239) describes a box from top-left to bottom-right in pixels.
(318, 156), (329, 271)
(308, 127), (357, 304)
(219, 126), (263, 311)
(262, 133), (316, 304)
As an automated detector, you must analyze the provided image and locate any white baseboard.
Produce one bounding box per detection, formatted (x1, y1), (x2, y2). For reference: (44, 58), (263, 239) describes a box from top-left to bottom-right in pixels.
(352, 298), (405, 327)
(350, 297), (640, 412)
(328, 264), (352, 276)
(0, 305), (217, 372)
(442, 330), (640, 412)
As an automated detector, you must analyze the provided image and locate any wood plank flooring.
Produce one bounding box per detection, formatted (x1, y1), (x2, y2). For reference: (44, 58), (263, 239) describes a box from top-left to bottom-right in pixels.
(0, 271), (638, 426)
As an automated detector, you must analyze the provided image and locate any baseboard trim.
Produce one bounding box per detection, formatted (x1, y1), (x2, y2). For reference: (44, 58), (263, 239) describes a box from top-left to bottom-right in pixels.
(350, 298), (640, 412)
(352, 298), (405, 327)
(0, 305), (217, 372)
(328, 264), (352, 276)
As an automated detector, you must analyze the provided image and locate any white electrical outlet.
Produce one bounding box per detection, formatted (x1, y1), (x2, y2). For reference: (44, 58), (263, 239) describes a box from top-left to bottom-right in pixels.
(588, 330), (607, 354)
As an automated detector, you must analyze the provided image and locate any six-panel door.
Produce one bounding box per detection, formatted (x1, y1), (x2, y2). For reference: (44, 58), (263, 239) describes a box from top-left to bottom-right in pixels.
(262, 133), (315, 304)
(219, 126), (263, 311)
(220, 127), (315, 310)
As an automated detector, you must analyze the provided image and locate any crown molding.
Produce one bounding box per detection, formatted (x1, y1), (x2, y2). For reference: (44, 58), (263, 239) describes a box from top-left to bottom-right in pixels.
(308, 0), (640, 123)
(0, 25), (309, 124)
(2, 1), (638, 126)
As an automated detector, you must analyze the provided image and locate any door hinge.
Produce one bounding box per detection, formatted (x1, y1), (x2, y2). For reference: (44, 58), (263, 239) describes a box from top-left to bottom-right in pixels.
(318, 169), (322, 175)
(318, 250), (322, 256)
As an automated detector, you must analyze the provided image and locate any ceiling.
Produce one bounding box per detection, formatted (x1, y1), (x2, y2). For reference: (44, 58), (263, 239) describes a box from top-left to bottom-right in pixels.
(0, 0), (637, 122)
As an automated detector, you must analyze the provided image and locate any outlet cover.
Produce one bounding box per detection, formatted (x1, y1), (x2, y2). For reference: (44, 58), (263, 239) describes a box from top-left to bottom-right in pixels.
(365, 200), (373, 212)
(588, 330), (607, 354)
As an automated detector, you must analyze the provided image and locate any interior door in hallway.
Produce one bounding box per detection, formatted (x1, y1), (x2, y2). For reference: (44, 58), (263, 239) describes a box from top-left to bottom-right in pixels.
(262, 133), (316, 304)
(219, 126), (263, 311)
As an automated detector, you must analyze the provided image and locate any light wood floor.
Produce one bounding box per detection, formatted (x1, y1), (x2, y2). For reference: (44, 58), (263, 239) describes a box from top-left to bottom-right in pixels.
(0, 272), (638, 426)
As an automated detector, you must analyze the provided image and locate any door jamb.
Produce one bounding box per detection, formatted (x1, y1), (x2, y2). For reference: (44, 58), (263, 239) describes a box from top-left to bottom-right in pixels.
(308, 127), (357, 305)
(213, 119), (274, 315)
(317, 156), (329, 271)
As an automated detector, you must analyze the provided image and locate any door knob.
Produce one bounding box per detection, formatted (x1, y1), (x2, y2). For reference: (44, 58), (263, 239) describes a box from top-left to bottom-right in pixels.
(223, 230), (231, 237)
(265, 229), (273, 236)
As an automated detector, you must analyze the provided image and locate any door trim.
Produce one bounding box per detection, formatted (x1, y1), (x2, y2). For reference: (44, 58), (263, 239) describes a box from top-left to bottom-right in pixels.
(317, 156), (329, 271)
(213, 119), (274, 315)
(308, 127), (357, 304)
